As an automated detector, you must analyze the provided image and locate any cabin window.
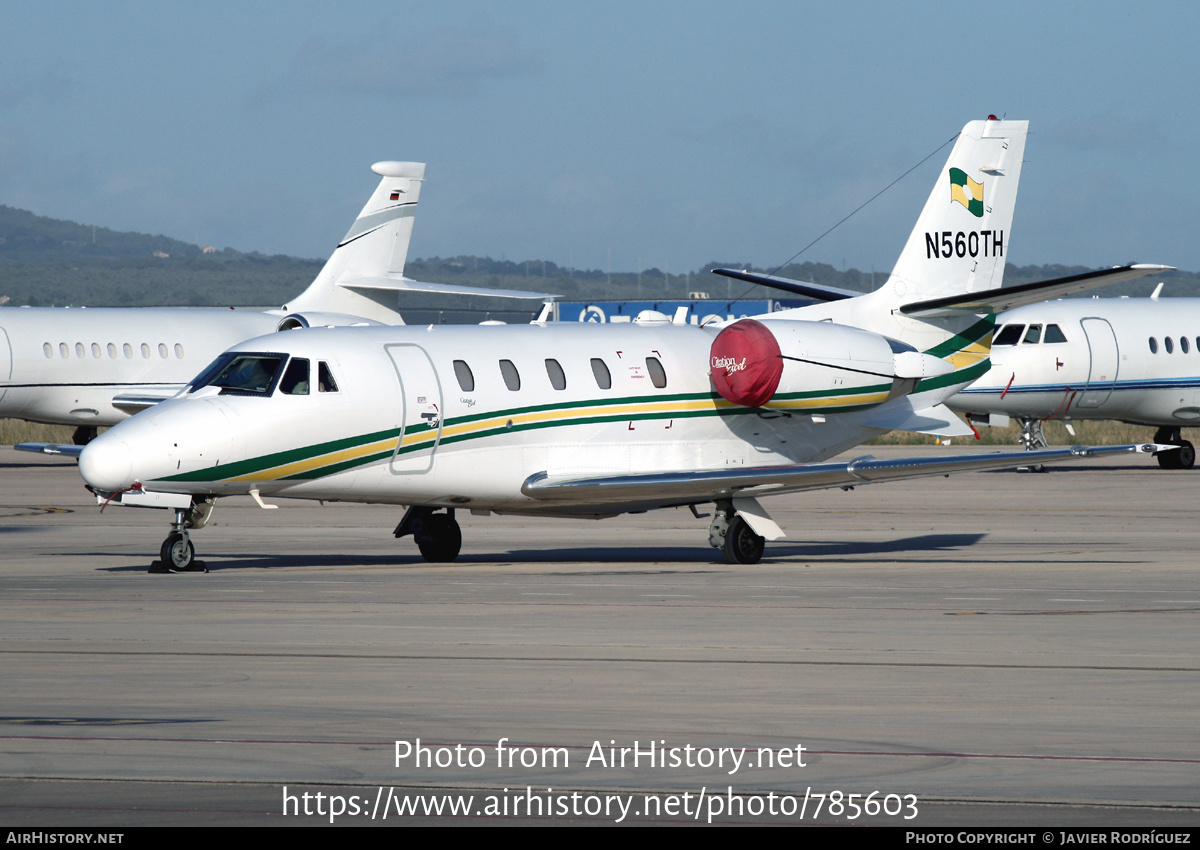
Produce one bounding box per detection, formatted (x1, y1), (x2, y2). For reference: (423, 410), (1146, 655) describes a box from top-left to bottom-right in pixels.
(1183, 337), (1191, 354)
(993, 324), (1024, 346)
(158, 343), (168, 359)
(646, 356), (667, 388)
(42, 343), (52, 358)
(174, 343), (184, 359)
(591, 358), (611, 390)
(107, 343), (117, 358)
(190, 352), (286, 396)
(545, 358), (567, 391)
(123, 343), (133, 359)
(59, 343), (68, 358)
(279, 358), (310, 395)
(141, 343), (150, 358)
(499, 359), (521, 391)
(75, 343), (85, 358)
(1043, 324), (1067, 344)
(1022, 325), (1042, 344)
(318, 362), (339, 393)
(453, 360), (474, 392)
(91, 343), (101, 358)
(1165, 337), (1174, 354)
(1149, 337), (1158, 354)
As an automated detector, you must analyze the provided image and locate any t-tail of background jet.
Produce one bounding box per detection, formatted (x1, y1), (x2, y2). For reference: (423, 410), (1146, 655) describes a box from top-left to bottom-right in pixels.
(282, 162), (554, 328)
(283, 161), (426, 325)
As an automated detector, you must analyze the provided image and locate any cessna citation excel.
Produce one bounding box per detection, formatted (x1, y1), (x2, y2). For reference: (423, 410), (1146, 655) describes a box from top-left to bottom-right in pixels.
(0, 161), (545, 443)
(71, 118), (1168, 568)
(948, 289), (1200, 469)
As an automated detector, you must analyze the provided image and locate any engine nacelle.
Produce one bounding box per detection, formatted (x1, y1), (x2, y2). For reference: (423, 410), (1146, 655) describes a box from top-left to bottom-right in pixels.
(709, 318), (953, 412)
(276, 312), (388, 332)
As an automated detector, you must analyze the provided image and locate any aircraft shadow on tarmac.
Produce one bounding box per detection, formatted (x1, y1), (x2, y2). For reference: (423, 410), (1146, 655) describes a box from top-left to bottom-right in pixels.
(92, 533), (991, 571)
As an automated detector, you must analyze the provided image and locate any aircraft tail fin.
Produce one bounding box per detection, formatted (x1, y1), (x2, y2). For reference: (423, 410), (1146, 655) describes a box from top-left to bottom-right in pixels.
(284, 161), (425, 323)
(879, 118), (1028, 308)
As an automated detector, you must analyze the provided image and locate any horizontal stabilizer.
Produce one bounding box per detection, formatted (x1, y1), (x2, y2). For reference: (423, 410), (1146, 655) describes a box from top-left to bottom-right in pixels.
(710, 268), (861, 302)
(900, 264), (1174, 317)
(14, 442), (84, 457)
(340, 276), (557, 300)
(522, 444), (1160, 504)
(862, 402), (974, 437)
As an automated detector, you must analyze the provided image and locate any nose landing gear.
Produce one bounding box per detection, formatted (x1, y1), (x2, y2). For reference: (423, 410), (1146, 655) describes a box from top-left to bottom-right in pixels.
(152, 499), (215, 573)
(708, 501), (766, 565)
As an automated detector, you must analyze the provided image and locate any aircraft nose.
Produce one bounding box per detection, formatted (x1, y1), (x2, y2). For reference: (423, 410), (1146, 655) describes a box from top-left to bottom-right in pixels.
(79, 437), (134, 493)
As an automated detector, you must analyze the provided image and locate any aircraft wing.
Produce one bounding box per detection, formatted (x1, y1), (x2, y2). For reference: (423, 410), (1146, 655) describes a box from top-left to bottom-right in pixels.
(14, 442), (85, 457)
(340, 275), (557, 300)
(709, 269), (863, 301)
(522, 443), (1162, 505)
(899, 264), (1174, 317)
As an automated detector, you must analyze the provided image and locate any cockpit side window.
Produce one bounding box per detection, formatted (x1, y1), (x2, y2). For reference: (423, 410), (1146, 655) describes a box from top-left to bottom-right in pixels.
(189, 352), (286, 396)
(1043, 324), (1067, 343)
(318, 361), (339, 393)
(279, 358), (310, 395)
(1022, 325), (1042, 344)
(993, 324), (1024, 346)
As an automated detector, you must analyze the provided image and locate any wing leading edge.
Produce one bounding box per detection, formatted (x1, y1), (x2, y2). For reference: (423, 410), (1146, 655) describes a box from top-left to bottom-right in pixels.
(522, 443), (1163, 505)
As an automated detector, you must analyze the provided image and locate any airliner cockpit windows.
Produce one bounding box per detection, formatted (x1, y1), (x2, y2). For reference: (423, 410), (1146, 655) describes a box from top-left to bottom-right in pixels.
(279, 358), (310, 395)
(318, 361), (339, 393)
(189, 353), (285, 396)
(1044, 324), (1067, 343)
(1022, 325), (1042, 344)
(993, 324), (1024, 346)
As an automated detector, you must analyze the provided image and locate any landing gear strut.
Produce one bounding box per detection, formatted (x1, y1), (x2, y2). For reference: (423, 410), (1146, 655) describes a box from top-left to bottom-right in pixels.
(154, 499), (214, 573)
(708, 501), (765, 565)
(395, 507), (462, 562)
(1017, 417), (1049, 473)
(1153, 427), (1195, 470)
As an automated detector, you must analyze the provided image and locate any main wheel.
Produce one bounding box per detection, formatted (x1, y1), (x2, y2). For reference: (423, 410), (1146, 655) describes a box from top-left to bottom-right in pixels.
(160, 532), (195, 571)
(722, 516), (765, 565)
(416, 514), (462, 563)
(1159, 440), (1195, 470)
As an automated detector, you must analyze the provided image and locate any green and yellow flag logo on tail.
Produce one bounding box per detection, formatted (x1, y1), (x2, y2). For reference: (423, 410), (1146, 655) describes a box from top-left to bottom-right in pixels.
(949, 167), (984, 217)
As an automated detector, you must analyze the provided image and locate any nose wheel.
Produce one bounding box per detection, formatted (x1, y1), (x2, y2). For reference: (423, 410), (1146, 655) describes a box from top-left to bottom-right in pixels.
(1153, 427), (1195, 470)
(160, 532), (196, 571)
(151, 501), (213, 573)
(395, 507), (462, 562)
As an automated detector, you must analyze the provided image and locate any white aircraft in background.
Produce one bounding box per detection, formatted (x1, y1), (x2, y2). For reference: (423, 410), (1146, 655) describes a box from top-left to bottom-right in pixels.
(69, 118), (1168, 569)
(0, 161), (548, 444)
(947, 288), (1200, 469)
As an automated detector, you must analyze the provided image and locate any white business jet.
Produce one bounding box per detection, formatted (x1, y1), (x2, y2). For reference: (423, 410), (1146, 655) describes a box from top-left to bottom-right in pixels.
(947, 289), (1200, 469)
(1, 162), (548, 444)
(72, 118), (1168, 569)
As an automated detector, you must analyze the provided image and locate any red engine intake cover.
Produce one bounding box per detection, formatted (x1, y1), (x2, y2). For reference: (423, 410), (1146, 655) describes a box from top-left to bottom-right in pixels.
(709, 319), (783, 408)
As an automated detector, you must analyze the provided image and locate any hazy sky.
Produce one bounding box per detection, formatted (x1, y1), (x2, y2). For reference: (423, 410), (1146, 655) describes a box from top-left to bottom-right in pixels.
(0, 1), (1194, 275)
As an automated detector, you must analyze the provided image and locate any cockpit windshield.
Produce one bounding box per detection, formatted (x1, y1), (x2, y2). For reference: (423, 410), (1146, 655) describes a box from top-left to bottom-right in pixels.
(188, 352), (287, 396)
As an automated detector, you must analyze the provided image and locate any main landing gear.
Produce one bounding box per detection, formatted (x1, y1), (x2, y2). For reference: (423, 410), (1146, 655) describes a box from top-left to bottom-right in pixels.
(1153, 426), (1195, 470)
(395, 507), (462, 562)
(154, 499), (215, 573)
(708, 501), (766, 565)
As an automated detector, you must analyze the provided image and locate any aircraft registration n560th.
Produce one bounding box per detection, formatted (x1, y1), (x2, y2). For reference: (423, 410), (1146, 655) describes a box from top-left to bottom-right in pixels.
(71, 118), (1170, 568)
